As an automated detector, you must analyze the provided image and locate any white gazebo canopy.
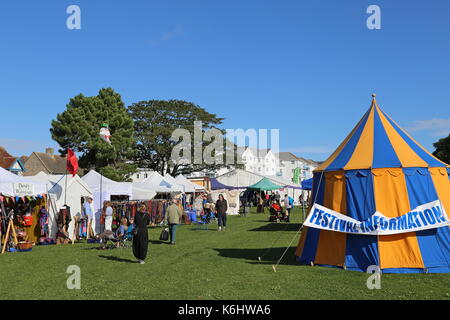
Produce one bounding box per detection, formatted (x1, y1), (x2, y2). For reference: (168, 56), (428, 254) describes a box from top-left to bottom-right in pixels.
(0, 167), (46, 197)
(141, 171), (183, 193)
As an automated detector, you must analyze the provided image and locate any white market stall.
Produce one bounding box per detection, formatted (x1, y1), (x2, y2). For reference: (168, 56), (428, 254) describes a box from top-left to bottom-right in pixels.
(216, 169), (302, 204)
(175, 174), (205, 193)
(207, 189), (241, 215)
(0, 167), (47, 197)
(27, 172), (93, 240)
(0, 167), (47, 247)
(81, 170), (133, 234)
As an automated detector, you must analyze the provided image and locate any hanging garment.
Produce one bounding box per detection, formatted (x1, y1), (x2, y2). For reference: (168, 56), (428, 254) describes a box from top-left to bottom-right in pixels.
(39, 208), (49, 237)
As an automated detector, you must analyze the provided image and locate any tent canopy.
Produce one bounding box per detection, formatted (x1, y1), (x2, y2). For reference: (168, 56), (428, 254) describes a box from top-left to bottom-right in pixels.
(175, 174), (205, 192)
(296, 96), (450, 274)
(247, 177), (283, 191)
(81, 170), (133, 196)
(316, 96), (449, 172)
(141, 172), (182, 193)
(163, 173), (187, 192)
(210, 178), (235, 190)
(28, 172), (93, 239)
(28, 172), (92, 199)
(0, 167), (46, 196)
(301, 178), (313, 190)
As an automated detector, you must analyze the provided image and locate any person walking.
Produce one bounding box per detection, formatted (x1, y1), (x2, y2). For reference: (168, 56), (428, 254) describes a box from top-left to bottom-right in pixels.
(132, 204), (150, 264)
(166, 199), (183, 245)
(83, 197), (95, 239)
(283, 194), (293, 222)
(216, 194), (228, 231)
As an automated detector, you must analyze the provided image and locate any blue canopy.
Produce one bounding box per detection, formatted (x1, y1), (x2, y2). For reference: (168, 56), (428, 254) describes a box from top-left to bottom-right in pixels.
(210, 178), (236, 190)
(301, 178), (313, 190)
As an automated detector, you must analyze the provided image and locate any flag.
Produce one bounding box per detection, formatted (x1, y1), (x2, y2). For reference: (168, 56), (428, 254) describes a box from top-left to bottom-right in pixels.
(100, 124), (112, 145)
(67, 148), (79, 177)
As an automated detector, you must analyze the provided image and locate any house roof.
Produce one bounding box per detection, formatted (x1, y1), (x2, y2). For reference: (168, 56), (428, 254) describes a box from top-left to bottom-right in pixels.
(0, 146), (22, 170)
(237, 147), (271, 158)
(276, 152), (302, 161)
(31, 151), (67, 174)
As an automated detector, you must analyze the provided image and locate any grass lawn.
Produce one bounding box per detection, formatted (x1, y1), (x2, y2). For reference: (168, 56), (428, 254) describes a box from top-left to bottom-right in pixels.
(1, 206), (449, 300)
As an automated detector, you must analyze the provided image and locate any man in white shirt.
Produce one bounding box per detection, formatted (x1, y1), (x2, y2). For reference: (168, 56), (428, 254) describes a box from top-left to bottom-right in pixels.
(104, 202), (114, 231)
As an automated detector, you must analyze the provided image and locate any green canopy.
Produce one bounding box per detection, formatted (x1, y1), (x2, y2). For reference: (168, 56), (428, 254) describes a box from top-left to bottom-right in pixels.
(247, 177), (284, 191)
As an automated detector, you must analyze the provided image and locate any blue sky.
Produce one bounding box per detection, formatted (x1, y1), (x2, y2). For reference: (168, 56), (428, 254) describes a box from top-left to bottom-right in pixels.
(0, 0), (449, 161)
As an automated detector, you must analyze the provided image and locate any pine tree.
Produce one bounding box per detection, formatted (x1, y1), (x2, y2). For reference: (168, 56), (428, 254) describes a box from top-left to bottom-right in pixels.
(50, 88), (137, 181)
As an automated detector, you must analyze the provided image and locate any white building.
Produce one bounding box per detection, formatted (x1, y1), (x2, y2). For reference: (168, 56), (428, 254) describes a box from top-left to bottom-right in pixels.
(234, 148), (319, 183)
(130, 168), (155, 182)
(276, 152), (319, 183)
(237, 147), (279, 176)
(131, 148), (319, 184)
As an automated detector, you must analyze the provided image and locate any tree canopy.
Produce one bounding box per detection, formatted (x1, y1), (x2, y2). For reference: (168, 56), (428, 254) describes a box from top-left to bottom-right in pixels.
(433, 134), (450, 165)
(128, 99), (240, 176)
(50, 88), (137, 181)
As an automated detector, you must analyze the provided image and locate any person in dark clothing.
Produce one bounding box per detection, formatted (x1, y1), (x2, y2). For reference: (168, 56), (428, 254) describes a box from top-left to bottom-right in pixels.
(215, 194), (228, 231)
(132, 204), (150, 264)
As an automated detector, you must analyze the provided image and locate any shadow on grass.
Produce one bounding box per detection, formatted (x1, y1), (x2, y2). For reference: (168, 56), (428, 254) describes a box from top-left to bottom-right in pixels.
(213, 247), (299, 266)
(249, 223), (303, 232)
(149, 240), (169, 245)
(98, 255), (137, 264)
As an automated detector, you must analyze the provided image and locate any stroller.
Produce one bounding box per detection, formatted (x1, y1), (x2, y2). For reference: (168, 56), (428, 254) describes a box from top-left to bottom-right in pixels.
(269, 203), (287, 223)
(201, 209), (216, 224)
(115, 224), (134, 249)
(193, 209), (216, 230)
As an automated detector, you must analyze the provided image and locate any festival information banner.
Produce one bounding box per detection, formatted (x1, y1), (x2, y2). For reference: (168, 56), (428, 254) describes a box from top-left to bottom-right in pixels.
(304, 200), (450, 235)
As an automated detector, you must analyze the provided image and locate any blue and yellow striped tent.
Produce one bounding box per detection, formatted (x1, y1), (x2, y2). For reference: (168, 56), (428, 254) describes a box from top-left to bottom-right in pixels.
(295, 95), (450, 273)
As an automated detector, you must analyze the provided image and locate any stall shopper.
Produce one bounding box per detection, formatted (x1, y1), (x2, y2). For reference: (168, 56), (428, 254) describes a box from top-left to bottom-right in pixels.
(216, 194), (228, 231)
(166, 199), (183, 245)
(104, 202), (113, 231)
(283, 194), (293, 222)
(132, 204), (150, 264)
(84, 197), (95, 239)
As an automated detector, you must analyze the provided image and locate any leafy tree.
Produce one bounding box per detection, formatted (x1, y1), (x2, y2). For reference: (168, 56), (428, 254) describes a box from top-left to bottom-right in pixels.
(128, 100), (242, 176)
(50, 88), (137, 181)
(433, 134), (450, 165)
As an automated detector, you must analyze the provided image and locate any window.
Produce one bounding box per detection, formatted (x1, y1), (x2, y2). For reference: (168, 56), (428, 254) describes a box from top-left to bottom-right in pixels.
(144, 173), (148, 179)
(137, 174), (140, 179)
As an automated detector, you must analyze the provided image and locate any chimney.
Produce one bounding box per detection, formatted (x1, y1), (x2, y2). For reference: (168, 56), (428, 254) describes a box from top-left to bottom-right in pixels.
(45, 148), (54, 156)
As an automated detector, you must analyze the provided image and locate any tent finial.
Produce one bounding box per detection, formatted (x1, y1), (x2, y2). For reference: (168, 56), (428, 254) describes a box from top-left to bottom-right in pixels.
(372, 93), (376, 98)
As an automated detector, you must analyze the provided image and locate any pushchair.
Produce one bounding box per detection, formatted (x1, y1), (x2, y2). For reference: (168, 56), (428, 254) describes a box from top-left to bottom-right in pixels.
(201, 209), (216, 224)
(269, 204), (287, 223)
(193, 209), (216, 230)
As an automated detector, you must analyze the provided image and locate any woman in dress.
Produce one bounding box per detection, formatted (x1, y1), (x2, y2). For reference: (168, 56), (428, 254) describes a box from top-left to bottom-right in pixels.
(132, 204), (150, 264)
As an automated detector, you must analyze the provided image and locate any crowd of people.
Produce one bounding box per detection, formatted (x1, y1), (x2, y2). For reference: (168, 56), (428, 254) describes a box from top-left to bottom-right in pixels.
(72, 189), (305, 265)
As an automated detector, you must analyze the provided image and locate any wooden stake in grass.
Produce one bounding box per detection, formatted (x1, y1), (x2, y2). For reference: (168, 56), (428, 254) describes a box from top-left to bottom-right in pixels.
(272, 265), (277, 273)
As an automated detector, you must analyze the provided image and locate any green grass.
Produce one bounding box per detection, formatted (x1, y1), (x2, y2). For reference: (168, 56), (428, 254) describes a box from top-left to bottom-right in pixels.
(1, 207), (449, 300)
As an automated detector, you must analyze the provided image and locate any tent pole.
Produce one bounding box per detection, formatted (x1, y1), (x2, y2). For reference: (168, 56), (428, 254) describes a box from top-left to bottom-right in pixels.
(64, 168), (68, 205)
(99, 172), (103, 236)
